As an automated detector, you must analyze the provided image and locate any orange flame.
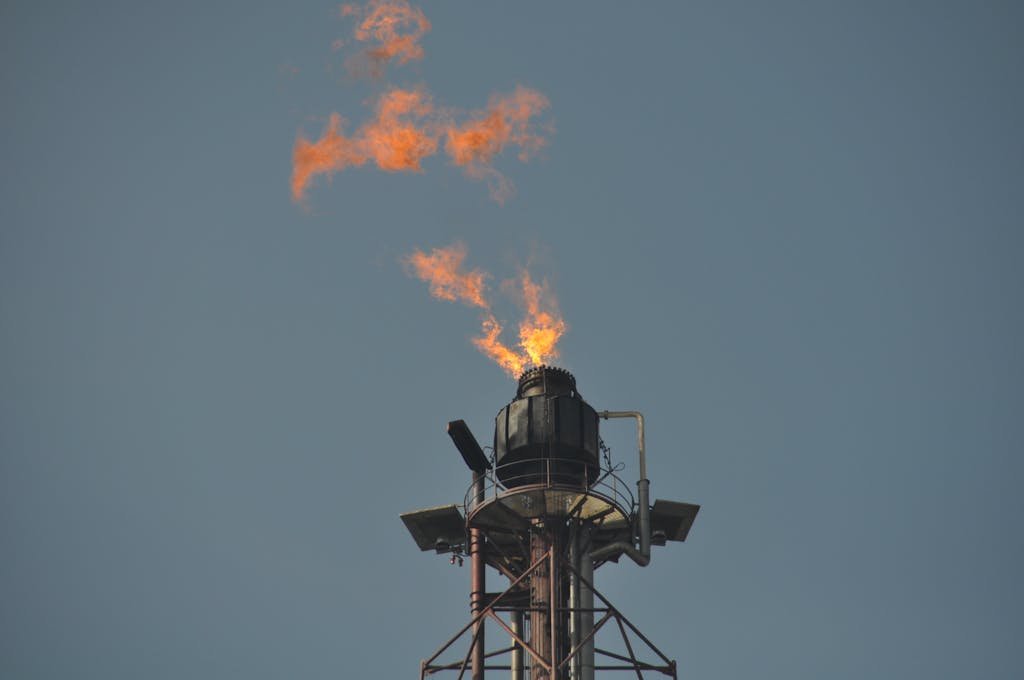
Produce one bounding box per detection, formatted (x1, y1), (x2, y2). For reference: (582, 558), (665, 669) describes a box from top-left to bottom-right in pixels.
(473, 315), (527, 377)
(292, 87), (551, 203)
(445, 86), (551, 203)
(404, 242), (488, 309)
(291, 88), (437, 202)
(340, 0), (430, 76)
(405, 243), (567, 377)
(291, 113), (366, 203)
(361, 87), (438, 171)
(517, 271), (567, 366)
(296, 4), (552, 202)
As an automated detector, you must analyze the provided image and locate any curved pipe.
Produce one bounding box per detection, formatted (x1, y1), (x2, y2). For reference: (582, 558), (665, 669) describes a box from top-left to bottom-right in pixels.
(590, 411), (651, 567)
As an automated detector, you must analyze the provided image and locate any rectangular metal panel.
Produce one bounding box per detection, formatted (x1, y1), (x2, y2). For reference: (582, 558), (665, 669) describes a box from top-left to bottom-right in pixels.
(557, 396), (582, 447)
(400, 504), (467, 551)
(583, 409), (598, 455)
(650, 499), (700, 542)
(529, 395), (542, 443)
(495, 407), (507, 453)
(508, 398), (530, 450)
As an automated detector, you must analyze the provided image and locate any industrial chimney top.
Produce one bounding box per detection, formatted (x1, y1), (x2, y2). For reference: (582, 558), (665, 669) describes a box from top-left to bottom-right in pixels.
(516, 365), (578, 399)
(496, 365), (600, 488)
(400, 367), (701, 680)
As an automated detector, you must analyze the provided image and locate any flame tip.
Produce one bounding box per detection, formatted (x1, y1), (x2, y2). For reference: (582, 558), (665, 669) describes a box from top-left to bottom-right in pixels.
(405, 243), (566, 377)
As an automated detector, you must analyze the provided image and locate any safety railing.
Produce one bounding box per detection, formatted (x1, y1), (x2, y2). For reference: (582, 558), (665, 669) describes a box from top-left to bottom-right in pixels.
(464, 457), (634, 518)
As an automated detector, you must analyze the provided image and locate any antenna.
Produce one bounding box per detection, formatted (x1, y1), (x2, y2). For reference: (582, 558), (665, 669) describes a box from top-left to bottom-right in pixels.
(401, 366), (700, 680)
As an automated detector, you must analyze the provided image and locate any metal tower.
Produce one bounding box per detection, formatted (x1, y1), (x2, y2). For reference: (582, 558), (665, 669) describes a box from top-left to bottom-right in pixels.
(402, 366), (699, 680)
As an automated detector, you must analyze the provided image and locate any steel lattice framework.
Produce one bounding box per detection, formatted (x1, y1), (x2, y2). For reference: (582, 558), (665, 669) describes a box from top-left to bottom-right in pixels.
(401, 367), (699, 680)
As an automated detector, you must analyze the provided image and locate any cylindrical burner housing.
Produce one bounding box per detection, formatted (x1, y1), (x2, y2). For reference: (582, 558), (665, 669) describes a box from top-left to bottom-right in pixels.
(494, 366), (600, 488)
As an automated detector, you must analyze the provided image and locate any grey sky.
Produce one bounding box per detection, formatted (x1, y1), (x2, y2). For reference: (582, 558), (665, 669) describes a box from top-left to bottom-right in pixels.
(2, 2), (1022, 679)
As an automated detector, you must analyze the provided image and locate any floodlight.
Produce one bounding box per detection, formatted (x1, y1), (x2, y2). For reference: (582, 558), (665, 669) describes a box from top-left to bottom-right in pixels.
(400, 504), (466, 553)
(447, 420), (491, 474)
(650, 499), (700, 542)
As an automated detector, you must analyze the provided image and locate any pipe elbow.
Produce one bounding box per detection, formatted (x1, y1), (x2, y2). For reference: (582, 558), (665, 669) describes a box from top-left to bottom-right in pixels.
(589, 542), (650, 567)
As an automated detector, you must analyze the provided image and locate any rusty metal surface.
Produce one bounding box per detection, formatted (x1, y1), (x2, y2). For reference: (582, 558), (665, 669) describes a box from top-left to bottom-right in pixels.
(421, 529), (678, 679)
(471, 472), (486, 680)
(413, 371), (694, 679)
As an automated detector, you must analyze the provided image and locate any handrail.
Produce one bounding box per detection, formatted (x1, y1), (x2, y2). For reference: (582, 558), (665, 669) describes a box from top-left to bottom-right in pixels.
(464, 457), (634, 518)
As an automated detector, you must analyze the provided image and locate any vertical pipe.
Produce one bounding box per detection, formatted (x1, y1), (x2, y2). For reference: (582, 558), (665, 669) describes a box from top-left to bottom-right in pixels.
(568, 526), (580, 680)
(579, 542), (595, 680)
(636, 478), (651, 558)
(510, 609), (524, 680)
(471, 471), (486, 680)
(529, 522), (551, 680)
(590, 411), (652, 567)
(549, 537), (558, 679)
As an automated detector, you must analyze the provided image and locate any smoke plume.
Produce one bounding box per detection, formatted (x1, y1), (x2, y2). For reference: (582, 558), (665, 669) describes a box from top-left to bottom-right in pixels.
(340, 0), (431, 77)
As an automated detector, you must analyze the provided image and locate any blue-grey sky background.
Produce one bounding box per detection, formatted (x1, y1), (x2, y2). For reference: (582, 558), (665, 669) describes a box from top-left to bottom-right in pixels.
(2, 2), (1022, 678)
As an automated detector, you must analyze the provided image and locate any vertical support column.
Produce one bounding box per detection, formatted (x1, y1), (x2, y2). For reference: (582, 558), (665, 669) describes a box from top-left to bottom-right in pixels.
(470, 472), (486, 680)
(568, 525), (580, 680)
(529, 520), (552, 680)
(530, 518), (568, 680)
(578, 523), (595, 680)
(549, 536), (558, 679)
(510, 609), (524, 680)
